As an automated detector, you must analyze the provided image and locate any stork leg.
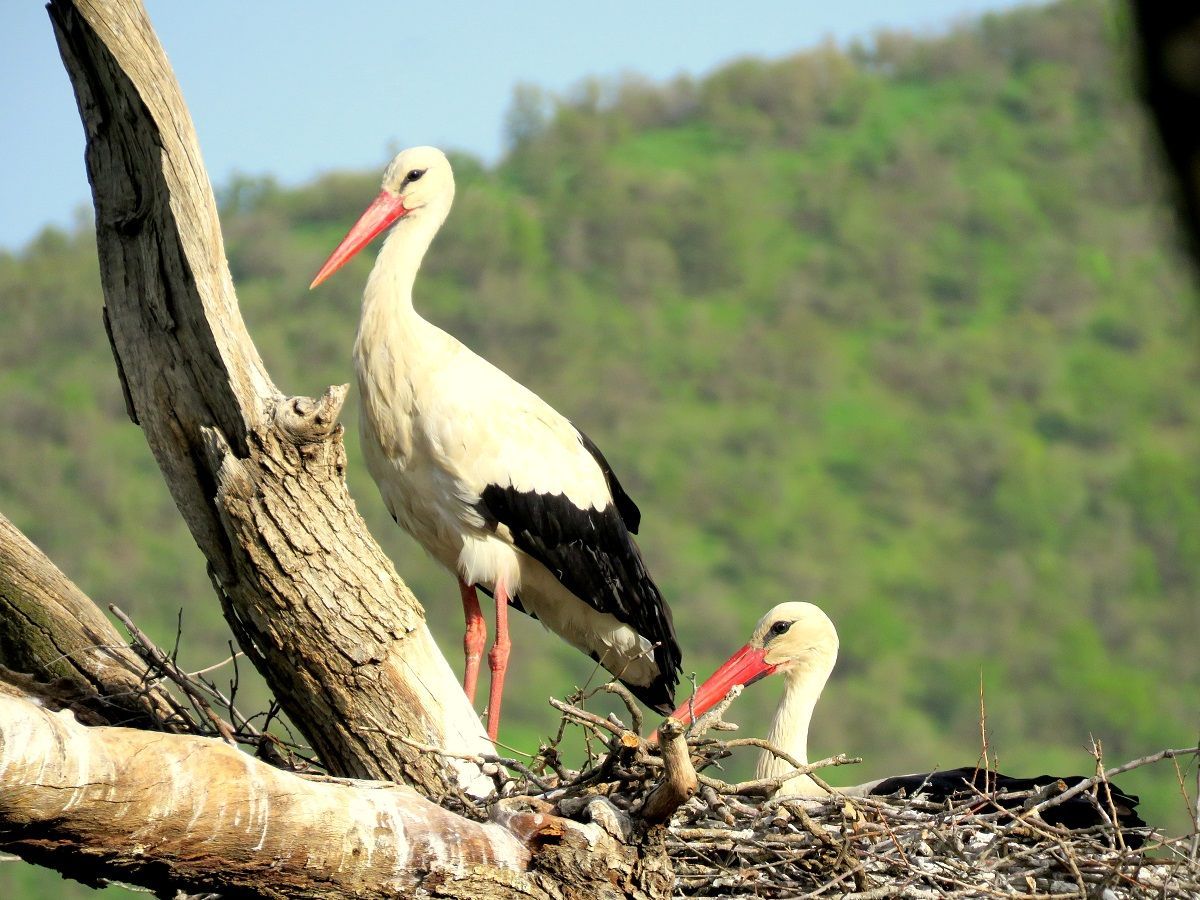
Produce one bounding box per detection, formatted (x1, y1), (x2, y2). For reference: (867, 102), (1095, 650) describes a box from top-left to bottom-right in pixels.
(459, 579), (486, 704)
(485, 580), (512, 742)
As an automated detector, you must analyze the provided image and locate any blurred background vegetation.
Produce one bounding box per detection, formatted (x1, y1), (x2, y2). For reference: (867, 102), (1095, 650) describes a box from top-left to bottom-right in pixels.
(2, 0), (1198, 894)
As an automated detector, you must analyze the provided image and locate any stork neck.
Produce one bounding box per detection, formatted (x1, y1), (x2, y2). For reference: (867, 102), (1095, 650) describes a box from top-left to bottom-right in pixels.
(756, 666), (828, 798)
(362, 207), (445, 321)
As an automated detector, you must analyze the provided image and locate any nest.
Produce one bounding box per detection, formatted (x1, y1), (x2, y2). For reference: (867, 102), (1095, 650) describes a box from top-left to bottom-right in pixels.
(444, 685), (1200, 899)
(118, 619), (1200, 899)
(666, 785), (1193, 898)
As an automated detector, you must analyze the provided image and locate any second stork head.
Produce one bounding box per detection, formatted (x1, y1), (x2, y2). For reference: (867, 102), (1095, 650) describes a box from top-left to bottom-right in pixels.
(669, 601), (839, 726)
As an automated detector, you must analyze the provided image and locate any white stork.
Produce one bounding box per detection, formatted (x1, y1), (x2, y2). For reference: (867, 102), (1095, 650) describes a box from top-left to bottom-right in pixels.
(666, 602), (1145, 840)
(310, 146), (680, 740)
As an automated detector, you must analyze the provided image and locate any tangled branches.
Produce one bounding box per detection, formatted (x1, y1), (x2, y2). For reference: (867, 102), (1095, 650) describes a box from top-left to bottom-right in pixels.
(438, 683), (1196, 899)
(667, 779), (1195, 898)
(108, 613), (1198, 898)
(109, 604), (317, 771)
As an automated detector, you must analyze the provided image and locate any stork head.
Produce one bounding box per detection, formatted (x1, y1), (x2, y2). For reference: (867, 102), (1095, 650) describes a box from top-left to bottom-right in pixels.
(380, 146), (455, 216)
(666, 602), (839, 725)
(310, 146), (455, 289)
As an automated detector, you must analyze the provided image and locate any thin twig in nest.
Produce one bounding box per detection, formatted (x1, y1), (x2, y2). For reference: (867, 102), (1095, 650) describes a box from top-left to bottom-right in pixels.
(1029, 745), (1200, 818)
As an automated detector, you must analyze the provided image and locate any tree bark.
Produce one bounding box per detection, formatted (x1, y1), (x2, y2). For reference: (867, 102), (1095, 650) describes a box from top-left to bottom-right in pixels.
(0, 511), (185, 731)
(0, 678), (676, 898)
(0, 512), (679, 897)
(45, 0), (491, 795)
(0, 680), (527, 897)
(0, 1), (682, 895)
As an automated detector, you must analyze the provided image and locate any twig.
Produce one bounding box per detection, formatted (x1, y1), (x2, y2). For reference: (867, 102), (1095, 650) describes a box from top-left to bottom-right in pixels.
(1030, 745), (1200, 817)
(110, 604), (237, 746)
(187, 650), (244, 678)
(549, 696), (633, 739)
(641, 717), (698, 823)
(697, 754), (859, 796)
(366, 720), (551, 791)
(686, 684), (744, 738)
(1188, 728), (1200, 862)
(600, 681), (643, 735)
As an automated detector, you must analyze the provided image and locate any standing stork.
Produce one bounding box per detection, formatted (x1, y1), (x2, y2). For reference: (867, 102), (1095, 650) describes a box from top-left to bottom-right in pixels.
(310, 147), (680, 740)
(666, 602), (1145, 842)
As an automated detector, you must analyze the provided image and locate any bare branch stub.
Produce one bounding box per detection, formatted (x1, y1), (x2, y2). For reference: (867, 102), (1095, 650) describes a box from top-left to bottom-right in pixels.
(641, 718), (698, 824)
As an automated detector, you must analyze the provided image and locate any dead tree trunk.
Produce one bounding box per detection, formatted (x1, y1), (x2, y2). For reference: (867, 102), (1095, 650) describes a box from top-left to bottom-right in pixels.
(0, 676), (675, 899)
(47, 0), (491, 794)
(0, 509), (678, 897)
(0, 0), (683, 895)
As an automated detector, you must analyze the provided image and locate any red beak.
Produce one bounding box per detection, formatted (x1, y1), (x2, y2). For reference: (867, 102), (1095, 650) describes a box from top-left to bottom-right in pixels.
(667, 643), (777, 725)
(309, 190), (409, 289)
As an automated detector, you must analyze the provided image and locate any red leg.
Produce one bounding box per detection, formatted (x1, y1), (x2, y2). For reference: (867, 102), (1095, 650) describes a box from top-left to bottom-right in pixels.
(459, 579), (486, 705)
(485, 580), (512, 742)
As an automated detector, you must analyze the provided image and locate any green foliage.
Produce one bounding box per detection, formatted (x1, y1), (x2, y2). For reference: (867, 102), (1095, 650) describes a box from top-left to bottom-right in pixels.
(2, 1), (1198, 894)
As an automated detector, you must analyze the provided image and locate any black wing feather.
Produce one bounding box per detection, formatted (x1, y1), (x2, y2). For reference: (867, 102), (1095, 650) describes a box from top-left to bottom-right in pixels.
(575, 426), (641, 533)
(477, 439), (679, 712)
(870, 767), (1145, 846)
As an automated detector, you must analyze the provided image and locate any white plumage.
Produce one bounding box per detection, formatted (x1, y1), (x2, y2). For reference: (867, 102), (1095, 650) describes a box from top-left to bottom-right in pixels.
(312, 147), (680, 739)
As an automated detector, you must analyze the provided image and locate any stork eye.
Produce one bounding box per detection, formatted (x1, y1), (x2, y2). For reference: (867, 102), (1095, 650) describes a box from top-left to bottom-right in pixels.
(405, 168), (426, 184)
(768, 620), (793, 638)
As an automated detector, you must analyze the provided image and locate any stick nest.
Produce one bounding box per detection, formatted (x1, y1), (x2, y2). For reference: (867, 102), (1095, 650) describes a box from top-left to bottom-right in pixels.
(449, 685), (1199, 899)
(119, 621), (1200, 899)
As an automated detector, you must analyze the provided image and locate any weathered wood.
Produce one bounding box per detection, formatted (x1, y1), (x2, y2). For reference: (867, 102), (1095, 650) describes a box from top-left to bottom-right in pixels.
(4, 2), (680, 895)
(641, 718), (698, 824)
(0, 683), (533, 898)
(0, 680), (678, 899)
(0, 511), (185, 731)
(0, 516), (676, 898)
(45, 0), (492, 793)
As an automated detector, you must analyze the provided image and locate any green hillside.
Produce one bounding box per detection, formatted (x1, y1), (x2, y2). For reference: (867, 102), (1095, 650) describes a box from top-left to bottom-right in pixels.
(3, 0), (1198, 894)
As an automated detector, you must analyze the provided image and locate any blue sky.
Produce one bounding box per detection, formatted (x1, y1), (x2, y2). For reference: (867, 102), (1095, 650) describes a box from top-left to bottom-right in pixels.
(2, 0), (1031, 251)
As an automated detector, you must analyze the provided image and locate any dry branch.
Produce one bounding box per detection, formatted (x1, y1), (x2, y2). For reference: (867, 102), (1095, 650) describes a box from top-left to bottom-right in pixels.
(0, 682), (683, 899)
(0, 511), (186, 731)
(46, 0), (491, 795)
(0, 685), (538, 897)
(641, 718), (698, 823)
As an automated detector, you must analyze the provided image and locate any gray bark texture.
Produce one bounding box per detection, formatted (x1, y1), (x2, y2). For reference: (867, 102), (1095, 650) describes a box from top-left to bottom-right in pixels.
(0, 510), (186, 731)
(47, 0), (493, 792)
(0, 0), (681, 896)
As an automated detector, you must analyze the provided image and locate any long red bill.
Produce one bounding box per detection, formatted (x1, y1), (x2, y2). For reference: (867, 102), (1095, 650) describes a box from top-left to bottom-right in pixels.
(668, 643), (777, 726)
(309, 190), (409, 289)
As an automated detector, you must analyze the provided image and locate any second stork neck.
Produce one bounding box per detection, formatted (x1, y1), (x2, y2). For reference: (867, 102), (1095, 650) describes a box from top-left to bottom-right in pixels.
(756, 667), (830, 798)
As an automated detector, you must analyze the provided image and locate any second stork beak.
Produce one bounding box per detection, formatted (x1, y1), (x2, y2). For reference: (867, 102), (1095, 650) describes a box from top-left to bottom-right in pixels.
(309, 190), (410, 289)
(667, 643), (777, 726)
